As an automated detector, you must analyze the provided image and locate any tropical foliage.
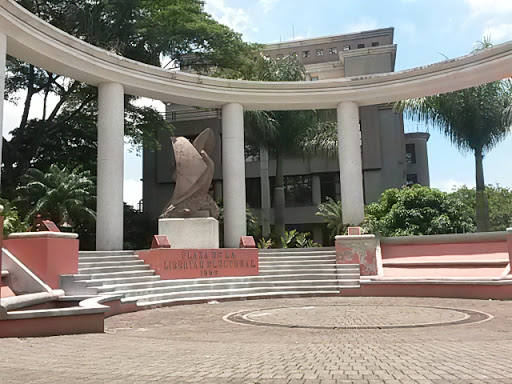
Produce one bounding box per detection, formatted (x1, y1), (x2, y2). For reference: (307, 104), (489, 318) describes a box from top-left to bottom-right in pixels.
(316, 197), (344, 238)
(0, 198), (28, 236)
(362, 185), (476, 236)
(16, 164), (96, 226)
(450, 184), (512, 231)
(4, 0), (258, 198)
(396, 40), (512, 232)
(244, 55), (317, 241)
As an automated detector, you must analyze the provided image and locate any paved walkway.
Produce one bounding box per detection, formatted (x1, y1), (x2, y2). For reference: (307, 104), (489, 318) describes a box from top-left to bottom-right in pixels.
(1, 296), (512, 383)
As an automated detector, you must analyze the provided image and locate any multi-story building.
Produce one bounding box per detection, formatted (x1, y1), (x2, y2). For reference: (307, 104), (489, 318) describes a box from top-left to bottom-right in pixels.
(142, 27), (430, 244)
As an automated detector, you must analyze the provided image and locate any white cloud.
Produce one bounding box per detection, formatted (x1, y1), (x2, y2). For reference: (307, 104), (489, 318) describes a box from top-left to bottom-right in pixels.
(124, 179), (142, 209)
(483, 23), (512, 41)
(465, 0), (512, 17)
(204, 0), (251, 34)
(431, 179), (473, 193)
(344, 18), (379, 34)
(463, 0), (512, 41)
(259, 0), (279, 13)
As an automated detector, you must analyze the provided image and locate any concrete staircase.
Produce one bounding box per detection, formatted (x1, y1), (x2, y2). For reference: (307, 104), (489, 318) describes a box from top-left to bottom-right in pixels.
(66, 248), (360, 308)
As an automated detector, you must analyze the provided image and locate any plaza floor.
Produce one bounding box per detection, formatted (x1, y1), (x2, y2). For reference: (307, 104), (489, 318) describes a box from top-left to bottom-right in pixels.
(1, 296), (512, 383)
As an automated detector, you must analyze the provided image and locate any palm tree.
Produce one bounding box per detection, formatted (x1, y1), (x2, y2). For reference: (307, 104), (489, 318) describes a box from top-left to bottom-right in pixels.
(397, 42), (512, 231)
(17, 164), (96, 227)
(245, 55), (317, 242)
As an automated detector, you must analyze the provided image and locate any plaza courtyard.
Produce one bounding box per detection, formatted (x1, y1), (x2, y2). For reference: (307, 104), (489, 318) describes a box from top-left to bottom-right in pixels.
(1, 296), (512, 384)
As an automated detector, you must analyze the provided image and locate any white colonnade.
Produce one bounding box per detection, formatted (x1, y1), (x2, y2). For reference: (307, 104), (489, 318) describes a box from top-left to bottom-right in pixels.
(96, 83), (125, 251)
(4, 0), (512, 249)
(0, 33), (6, 190)
(337, 101), (365, 225)
(221, 103), (247, 248)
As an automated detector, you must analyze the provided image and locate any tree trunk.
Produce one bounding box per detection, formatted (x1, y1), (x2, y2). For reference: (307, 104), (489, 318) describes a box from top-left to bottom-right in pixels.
(475, 150), (491, 232)
(273, 153), (286, 246)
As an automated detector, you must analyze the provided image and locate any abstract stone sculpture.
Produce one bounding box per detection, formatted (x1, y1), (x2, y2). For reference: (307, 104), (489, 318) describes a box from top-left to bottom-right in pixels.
(160, 128), (219, 219)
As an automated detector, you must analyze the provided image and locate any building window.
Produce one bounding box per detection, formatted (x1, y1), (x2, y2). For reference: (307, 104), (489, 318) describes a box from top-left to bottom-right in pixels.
(290, 51), (297, 57)
(311, 76), (319, 81)
(357, 43), (365, 49)
(320, 173), (339, 202)
(284, 175), (312, 207)
(302, 50), (310, 58)
(343, 45), (350, 51)
(316, 49), (324, 56)
(405, 143), (416, 164)
(329, 47), (338, 55)
(246, 178), (262, 209)
(372, 42), (379, 47)
(276, 54), (283, 59)
(407, 174), (418, 185)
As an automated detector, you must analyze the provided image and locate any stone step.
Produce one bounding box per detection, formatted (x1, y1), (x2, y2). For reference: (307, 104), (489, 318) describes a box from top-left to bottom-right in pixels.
(259, 247), (334, 252)
(78, 265), (151, 274)
(79, 251), (135, 257)
(259, 269), (337, 276)
(87, 270), (156, 280)
(78, 260), (145, 268)
(258, 250), (335, 257)
(103, 279), (343, 298)
(137, 289), (346, 307)
(259, 259), (336, 265)
(259, 263), (336, 272)
(126, 285), (341, 305)
(258, 255), (336, 261)
(79, 255), (140, 263)
(1, 270), (8, 278)
(77, 275), (161, 287)
(94, 273), (344, 293)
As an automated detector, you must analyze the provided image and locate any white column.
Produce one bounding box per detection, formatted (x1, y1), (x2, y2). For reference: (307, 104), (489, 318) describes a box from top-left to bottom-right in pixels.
(0, 33), (6, 190)
(222, 103), (246, 247)
(96, 83), (125, 251)
(312, 174), (321, 206)
(260, 148), (271, 236)
(337, 101), (365, 225)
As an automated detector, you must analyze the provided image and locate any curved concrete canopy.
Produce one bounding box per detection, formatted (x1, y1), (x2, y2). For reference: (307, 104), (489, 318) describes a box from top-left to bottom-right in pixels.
(1, 0), (512, 110)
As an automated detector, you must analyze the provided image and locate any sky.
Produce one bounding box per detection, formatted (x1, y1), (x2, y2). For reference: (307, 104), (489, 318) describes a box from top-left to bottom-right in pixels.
(4, 0), (512, 207)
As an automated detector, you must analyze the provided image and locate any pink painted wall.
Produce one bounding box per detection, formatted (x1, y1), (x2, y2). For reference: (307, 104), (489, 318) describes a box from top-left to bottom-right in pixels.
(136, 248), (259, 279)
(381, 241), (508, 260)
(4, 236), (79, 289)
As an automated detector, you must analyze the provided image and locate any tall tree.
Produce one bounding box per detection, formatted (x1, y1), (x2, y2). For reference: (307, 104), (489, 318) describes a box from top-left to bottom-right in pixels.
(244, 55), (317, 242)
(4, 0), (258, 197)
(397, 41), (512, 231)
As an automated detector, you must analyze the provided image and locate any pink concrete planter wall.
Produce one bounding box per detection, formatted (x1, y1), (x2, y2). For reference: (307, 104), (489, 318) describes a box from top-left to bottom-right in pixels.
(136, 248), (259, 279)
(335, 234), (378, 276)
(4, 233), (79, 289)
(381, 241), (508, 260)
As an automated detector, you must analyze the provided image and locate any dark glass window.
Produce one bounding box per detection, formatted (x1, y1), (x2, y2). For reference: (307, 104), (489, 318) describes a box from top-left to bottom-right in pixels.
(320, 173), (339, 202)
(372, 42), (379, 47)
(246, 178), (261, 209)
(329, 47), (338, 55)
(406, 174), (418, 185)
(302, 50), (310, 58)
(357, 43), (365, 49)
(316, 49), (324, 56)
(284, 175), (312, 207)
(343, 45), (350, 51)
(406, 143), (416, 164)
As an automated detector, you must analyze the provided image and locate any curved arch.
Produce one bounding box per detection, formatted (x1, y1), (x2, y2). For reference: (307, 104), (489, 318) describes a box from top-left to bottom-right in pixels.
(1, 0), (512, 110)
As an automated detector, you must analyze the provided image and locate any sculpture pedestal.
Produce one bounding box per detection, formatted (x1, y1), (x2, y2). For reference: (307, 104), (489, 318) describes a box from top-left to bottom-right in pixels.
(158, 218), (219, 249)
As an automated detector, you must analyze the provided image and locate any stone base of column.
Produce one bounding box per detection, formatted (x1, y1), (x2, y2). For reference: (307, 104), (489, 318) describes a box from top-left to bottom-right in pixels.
(159, 218), (219, 249)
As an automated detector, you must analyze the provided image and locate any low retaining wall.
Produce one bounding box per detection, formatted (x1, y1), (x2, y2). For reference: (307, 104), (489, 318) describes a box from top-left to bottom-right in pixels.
(380, 231), (510, 261)
(136, 248), (259, 279)
(4, 232), (79, 289)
